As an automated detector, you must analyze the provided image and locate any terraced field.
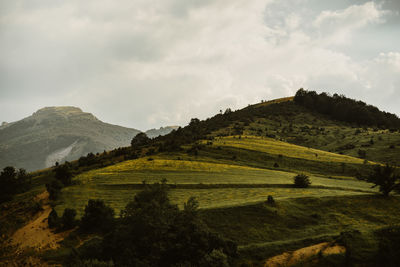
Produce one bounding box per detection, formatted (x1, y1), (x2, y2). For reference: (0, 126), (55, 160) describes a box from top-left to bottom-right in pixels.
(55, 138), (377, 217)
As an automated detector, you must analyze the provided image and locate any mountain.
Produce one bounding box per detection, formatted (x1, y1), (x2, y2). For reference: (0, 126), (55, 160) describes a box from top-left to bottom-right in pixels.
(145, 126), (179, 138)
(0, 106), (140, 171)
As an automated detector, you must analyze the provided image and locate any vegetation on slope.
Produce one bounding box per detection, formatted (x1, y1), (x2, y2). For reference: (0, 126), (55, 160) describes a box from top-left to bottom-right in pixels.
(294, 88), (400, 129)
(1, 90), (400, 266)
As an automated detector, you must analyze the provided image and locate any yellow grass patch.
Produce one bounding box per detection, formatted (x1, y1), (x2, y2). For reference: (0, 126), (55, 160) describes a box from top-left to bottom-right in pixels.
(209, 135), (365, 164)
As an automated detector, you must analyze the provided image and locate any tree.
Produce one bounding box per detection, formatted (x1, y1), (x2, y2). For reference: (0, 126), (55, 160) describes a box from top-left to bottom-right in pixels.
(62, 208), (77, 229)
(0, 166), (29, 202)
(102, 182), (236, 266)
(130, 132), (150, 148)
(48, 209), (60, 229)
(55, 164), (72, 186)
(80, 199), (115, 233)
(368, 164), (400, 197)
(293, 174), (311, 188)
(46, 179), (63, 200)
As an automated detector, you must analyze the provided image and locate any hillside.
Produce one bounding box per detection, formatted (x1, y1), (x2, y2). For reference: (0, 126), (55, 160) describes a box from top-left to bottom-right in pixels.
(0, 106), (140, 171)
(1, 91), (400, 266)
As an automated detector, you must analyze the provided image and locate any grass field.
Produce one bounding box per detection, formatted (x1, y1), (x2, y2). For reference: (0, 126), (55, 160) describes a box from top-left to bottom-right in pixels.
(56, 184), (373, 217)
(55, 153), (377, 217)
(208, 136), (366, 164)
(201, 195), (400, 265)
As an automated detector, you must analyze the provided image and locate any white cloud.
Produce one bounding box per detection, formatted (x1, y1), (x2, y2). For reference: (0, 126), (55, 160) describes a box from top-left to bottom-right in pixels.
(0, 0), (399, 130)
(313, 2), (388, 45)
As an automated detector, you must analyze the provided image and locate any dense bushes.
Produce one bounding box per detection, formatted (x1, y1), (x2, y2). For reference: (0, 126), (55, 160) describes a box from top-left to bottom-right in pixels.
(62, 208), (77, 230)
(80, 199), (115, 234)
(71, 182), (237, 266)
(48, 208), (77, 230)
(0, 166), (30, 203)
(54, 164), (72, 186)
(46, 179), (63, 200)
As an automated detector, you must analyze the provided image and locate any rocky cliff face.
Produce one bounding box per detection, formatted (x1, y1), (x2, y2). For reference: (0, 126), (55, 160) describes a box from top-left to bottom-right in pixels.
(0, 106), (140, 171)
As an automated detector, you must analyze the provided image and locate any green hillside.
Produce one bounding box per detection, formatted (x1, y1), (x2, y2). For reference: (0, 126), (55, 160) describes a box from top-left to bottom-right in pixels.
(54, 136), (377, 217)
(1, 90), (400, 266)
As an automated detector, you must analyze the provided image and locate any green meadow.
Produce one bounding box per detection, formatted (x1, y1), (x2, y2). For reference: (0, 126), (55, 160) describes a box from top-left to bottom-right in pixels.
(55, 136), (377, 218)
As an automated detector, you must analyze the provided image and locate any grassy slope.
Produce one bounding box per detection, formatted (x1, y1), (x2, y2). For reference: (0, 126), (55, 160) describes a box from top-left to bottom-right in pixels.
(238, 101), (400, 166)
(3, 97), (399, 266)
(201, 195), (400, 265)
(55, 136), (376, 217)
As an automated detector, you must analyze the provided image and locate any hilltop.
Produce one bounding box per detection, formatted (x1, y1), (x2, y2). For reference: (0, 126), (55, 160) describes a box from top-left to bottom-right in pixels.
(0, 106), (141, 171)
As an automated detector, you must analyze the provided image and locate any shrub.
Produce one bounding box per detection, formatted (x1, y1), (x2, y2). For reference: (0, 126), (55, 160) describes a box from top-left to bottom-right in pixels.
(77, 237), (104, 261)
(62, 208), (77, 230)
(46, 179), (63, 200)
(200, 249), (229, 267)
(55, 165), (72, 186)
(368, 164), (400, 197)
(80, 200), (115, 233)
(267, 195), (275, 205)
(48, 209), (60, 229)
(293, 174), (311, 188)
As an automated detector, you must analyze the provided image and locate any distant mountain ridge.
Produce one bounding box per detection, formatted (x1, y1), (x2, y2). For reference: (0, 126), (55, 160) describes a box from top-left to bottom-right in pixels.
(145, 126), (179, 138)
(0, 106), (141, 171)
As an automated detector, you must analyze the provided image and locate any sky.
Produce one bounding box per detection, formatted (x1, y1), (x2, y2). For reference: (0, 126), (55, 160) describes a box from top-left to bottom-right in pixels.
(1, 0), (399, 131)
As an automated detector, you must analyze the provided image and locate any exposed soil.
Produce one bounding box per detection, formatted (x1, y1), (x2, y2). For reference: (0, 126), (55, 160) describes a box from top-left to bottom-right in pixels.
(264, 242), (346, 267)
(9, 191), (66, 252)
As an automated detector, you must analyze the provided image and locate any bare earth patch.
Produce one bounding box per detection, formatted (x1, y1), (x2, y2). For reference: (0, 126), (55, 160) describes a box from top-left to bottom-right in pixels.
(10, 191), (67, 252)
(264, 242), (346, 267)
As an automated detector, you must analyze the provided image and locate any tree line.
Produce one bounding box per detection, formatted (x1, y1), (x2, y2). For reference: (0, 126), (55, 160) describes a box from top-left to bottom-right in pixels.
(294, 89), (400, 129)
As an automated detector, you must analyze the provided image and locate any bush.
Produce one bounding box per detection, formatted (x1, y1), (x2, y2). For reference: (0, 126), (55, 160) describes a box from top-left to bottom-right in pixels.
(200, 249), (229, 267)
(267, 195), (275, 205)
(46, 179), (64, 200)
(293, 174), (311, 188)
(55, 165), (72, 186)
(62, 208), (77, 230)
(80, 200), (115, 233)
(0, 166), (30, 203)
(368, 164), (400, 197)
(48, 209), (60, 229)
(77, 237), (104, 261)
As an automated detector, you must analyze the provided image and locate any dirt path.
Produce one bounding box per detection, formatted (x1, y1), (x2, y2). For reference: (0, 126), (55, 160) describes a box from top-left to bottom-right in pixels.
(264, 242), (345, 267)
(10, 191), (66, 252)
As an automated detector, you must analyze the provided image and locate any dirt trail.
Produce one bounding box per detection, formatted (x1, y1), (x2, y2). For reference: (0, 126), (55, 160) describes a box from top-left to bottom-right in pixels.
(264, 242), (345, 267)
(10, 191), (66, 252)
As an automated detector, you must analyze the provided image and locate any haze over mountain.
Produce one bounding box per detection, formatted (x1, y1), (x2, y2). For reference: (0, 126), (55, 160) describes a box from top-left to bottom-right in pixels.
(145, 126), (179, 139)
(0, 106), (142, 171)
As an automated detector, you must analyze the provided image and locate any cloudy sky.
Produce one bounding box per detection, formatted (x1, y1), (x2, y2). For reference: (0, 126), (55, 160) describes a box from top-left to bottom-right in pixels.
(1, 0), (399, 130)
